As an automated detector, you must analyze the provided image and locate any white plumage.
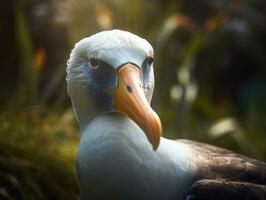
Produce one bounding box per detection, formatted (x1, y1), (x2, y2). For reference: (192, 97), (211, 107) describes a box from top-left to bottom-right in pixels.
(77, 114), (195, 200)
(68, 30), (153, 70)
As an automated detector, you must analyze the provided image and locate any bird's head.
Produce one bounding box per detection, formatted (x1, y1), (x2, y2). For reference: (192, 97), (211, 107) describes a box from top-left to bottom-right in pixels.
(67, 29), (162, 150)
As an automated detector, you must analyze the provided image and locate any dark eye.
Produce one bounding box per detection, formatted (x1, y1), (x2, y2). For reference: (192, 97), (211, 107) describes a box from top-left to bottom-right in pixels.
(88, 58), (99, 69)
(147, 57), (154, 65)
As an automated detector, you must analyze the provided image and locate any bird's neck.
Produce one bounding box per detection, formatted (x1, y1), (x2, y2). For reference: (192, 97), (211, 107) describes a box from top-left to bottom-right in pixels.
(71, 95), (92, 132)
(77, 113), (195, 200)
(68, 83), (113, 132)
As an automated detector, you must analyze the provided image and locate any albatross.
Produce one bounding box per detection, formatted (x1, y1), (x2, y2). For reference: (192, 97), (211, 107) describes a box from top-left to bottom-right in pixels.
(66, 29), (266, 200)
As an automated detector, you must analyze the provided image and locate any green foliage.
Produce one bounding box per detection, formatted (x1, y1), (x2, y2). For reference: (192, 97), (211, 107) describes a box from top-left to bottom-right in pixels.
(14, 2), (38, 105)
(0, 109), (79, 199)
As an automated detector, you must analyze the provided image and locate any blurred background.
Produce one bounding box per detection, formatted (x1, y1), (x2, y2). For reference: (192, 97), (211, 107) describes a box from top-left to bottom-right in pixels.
(1, 0), (266, 199)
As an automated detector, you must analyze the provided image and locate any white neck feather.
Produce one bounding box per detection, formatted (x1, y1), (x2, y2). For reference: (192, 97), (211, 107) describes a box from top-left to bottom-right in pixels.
(76, 113), (196, 200)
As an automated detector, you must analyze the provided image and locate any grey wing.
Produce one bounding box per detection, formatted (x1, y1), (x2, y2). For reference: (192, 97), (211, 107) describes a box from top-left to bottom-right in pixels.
(178, 139), (266, 200)
(178, 139), (266, 184)
(186, 179), (266, 200)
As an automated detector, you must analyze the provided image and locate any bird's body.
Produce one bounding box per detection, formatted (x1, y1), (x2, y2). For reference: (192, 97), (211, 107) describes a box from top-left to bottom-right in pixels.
(76, 113), (266, 200)
(67, 29), (266, 200)
(77, 113), (196, 200)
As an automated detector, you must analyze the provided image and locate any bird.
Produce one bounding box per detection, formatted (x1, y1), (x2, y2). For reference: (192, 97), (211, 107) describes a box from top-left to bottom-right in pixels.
(66, 29), (266, 200)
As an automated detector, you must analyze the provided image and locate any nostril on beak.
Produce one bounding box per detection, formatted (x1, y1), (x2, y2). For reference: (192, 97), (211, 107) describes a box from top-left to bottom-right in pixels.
(126, 85), (132, 93)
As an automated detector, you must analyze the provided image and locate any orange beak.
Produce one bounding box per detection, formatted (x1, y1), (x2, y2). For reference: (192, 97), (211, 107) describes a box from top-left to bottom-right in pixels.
(104, 63), (162, 150)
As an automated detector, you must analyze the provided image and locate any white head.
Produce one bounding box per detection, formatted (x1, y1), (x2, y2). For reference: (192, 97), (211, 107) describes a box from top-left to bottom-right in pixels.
(67, 29), (162, 149)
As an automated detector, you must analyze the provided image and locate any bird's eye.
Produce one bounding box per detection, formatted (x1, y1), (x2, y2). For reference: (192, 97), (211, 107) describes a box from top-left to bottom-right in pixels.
(88, 58), (99, 69)
(147, 57), (154, 65)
